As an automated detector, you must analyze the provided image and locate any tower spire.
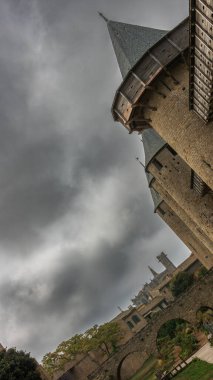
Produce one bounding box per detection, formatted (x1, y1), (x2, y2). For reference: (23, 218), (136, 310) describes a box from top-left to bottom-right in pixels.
(148, 265), (158, 278)
(106, 19), (167, 78)
(98, 12), (109, 23)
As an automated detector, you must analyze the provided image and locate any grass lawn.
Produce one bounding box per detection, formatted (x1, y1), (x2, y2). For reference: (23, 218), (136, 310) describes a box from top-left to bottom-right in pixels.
(174, 359), (213, 380)
(130, 358), (213, 380)
(130, 356), (157, 380)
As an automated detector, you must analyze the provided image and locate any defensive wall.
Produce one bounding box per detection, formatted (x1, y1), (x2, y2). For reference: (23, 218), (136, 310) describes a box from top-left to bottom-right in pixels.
(89, 269), (213, 380)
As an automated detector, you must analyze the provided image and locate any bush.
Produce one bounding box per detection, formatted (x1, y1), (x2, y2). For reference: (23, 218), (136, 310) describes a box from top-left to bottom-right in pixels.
(177, 334), (198, 360)
(0, 348), (42, 380)
(170, 271), (194, 297)
(197, 266), (208, 278)
(158, 319), (186, 340)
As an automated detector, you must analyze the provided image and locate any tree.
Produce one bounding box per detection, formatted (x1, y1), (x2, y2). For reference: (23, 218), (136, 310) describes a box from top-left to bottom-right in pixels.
(42, 322), (123, 374)
(42, 333), (87, 373)
(0, 348), (42, 380)
(170, 271), (194, 297)
(85, 322), (123, 356)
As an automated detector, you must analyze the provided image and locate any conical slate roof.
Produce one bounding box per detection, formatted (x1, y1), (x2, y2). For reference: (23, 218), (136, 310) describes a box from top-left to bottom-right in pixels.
(150, 187), (163, 212)
(107, 20), (167, 78)
(148, 265), (158, 278)
(143, 129), (166, 169)
(145, 171), (154, 187)
(145, 171), (162, 212)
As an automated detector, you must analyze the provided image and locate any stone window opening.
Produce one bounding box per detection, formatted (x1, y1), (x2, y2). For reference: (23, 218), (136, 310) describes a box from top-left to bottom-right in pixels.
(127, 321), (134, 330)
(132, 314), (141, 324)
(158, 206), (166, 216)
(167, 145), (177, 156)
(191, 169), (211, 196)
(153, 158), (163, 171)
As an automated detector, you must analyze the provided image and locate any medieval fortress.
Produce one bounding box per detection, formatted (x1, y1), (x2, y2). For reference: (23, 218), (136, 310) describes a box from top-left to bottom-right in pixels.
(41, 2), (213, 379)
(99, 0), (213, 270)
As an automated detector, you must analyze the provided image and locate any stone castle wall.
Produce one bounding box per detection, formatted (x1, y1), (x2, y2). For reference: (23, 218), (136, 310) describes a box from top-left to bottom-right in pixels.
(89, 270), (213, 380)
(156, 201), (213, 269)
(152, 180), (213, 253)
(143, 62), (213, 190)
(148, 146), (213, 243)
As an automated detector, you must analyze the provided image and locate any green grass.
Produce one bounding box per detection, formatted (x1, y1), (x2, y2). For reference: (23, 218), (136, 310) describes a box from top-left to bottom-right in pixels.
(130, 356), (157, 380)
(130, 357), (213, 380)
(174, 359), (213, 380)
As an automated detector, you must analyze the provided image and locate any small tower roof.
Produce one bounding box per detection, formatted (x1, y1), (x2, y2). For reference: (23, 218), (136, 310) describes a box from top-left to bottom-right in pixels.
(142, 129), (166, 169)
(150, 187), (163, 212)
(148, 265), (158, 278)
(106, 19), (167, 78)
(145, 172), (162, 212)
(145, 171), (154, 187)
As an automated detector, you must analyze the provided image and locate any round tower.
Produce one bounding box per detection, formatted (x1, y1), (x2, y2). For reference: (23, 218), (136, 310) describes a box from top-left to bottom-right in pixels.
(105, 16), (212, 190)
(102, 8), (213, 263)
(146, 168), (213, 268)
(142, 128), (213, 243)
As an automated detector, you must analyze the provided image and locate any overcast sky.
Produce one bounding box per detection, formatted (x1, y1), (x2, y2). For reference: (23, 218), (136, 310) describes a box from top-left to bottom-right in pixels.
(0, 0), (189, 361)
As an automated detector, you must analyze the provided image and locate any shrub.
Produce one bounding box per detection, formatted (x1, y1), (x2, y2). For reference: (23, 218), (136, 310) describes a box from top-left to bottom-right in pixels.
(170, 271), (194, 297)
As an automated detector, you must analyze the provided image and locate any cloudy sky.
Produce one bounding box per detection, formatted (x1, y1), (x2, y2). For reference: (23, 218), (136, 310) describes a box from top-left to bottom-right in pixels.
(0, 0), (189, 360)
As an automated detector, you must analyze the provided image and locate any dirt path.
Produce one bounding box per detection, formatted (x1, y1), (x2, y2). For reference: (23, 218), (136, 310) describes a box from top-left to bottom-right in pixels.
(187, 342), (213, 364)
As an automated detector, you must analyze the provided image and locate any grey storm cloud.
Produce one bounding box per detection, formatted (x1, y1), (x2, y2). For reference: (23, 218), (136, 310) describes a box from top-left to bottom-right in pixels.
(0, 0), (189, 360)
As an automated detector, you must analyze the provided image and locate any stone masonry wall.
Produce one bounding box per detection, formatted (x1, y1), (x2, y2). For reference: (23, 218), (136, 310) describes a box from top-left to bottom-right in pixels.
(152, 180), (213, 253)
(156, 201), (213, 269)
(89, 270), (213, 380)
(143, 62), (213, 190)
(148, 147), (213, 242)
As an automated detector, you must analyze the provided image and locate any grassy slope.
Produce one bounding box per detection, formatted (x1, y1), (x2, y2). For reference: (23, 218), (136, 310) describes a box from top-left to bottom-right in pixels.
(130, 358), (213, 380)
(174, 359), (213, 380)
(130, 356), (157, 380)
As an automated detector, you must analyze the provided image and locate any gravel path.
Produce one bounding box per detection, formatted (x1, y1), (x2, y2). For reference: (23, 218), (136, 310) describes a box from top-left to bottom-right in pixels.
(187, 342), (213, 364)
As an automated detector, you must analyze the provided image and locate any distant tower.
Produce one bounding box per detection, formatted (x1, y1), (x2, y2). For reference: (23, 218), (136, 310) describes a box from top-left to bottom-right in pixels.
(148, 265), (158, 278)
(157, 252), (176, 273)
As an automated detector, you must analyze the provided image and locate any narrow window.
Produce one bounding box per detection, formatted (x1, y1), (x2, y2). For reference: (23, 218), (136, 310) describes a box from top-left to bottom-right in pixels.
(167, 145), (177, 156)
(132, 314), (141, 324)
(191, 170), (210, 196)
(158, 206), (166, 216)
(153, 158), (163, 171)
(127, 321), (134, 330)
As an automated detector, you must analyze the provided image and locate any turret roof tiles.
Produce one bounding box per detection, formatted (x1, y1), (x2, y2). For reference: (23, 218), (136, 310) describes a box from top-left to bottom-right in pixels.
(142, 128), (166, 169)
(107, 20), (167, 77)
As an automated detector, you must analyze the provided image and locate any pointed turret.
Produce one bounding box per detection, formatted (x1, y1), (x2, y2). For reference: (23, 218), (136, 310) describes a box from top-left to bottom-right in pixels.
(145, 171), (154, 187)
(148, 265), (158, 278)
(145, 172), (162, 212)
(150, 187), (163, 213)
(106, 19), (167, 77)
(142, 129), (166, 169)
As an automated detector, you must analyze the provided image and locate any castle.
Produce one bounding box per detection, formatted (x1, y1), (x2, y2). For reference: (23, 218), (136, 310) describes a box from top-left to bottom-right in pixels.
(99, 1), (213, 269)
(112, 252), (202, 340)
(131, 251), (176, 306)
(51, 252), (203, 380)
